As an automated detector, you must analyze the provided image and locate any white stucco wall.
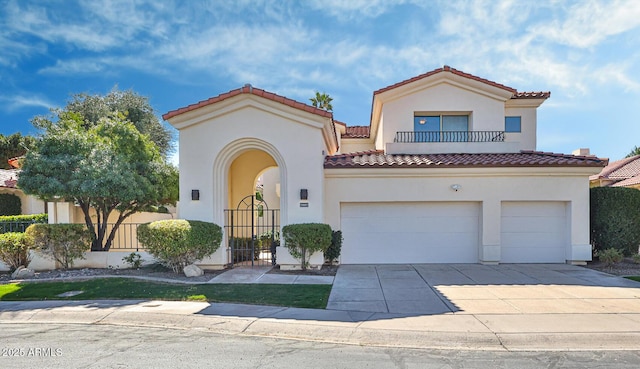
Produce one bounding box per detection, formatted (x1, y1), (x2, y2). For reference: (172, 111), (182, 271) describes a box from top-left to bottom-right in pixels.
(340, 140), (375, 153)
(378, 83), (507, 150)
(505, 106), (537, 151)
(324, 166), (596, 263)
(170, 96), (328, 267)
(0, 188), (45, 215)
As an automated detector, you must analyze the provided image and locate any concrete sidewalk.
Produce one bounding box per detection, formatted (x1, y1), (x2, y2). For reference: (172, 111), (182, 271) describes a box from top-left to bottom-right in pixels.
(2, 297), (640, 351)
(2, 264), (640, 351)
(208, 266), (334, 284)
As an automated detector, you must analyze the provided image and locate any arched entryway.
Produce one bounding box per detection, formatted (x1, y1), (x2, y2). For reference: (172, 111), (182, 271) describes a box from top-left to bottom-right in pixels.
(213, 138), (287, 267)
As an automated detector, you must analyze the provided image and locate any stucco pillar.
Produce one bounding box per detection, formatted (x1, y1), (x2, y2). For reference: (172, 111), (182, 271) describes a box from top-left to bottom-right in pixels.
(480, 200), (501, 264)
(48, 202), (75, 224)
(568, 200), (592, 264)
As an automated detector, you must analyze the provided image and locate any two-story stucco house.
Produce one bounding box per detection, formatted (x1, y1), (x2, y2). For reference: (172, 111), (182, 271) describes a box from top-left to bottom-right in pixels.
(163, 66), (606, 269)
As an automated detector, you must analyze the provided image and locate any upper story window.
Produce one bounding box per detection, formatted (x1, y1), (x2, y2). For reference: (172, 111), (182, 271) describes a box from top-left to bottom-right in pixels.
(414, 115), (469, 132)
(413, 115), (469, 142)
(505, 116), (521, 133)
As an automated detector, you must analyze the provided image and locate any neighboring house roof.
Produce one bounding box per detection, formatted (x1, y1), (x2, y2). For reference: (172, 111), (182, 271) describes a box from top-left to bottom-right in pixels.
(0, 169), (18, 188)
(324, 150), (607, 169)
(8, 157), (21, 169)
(343, 126), (370, 138)
(163, 84), (333, 121)
(611, 176), (640, 188)
(590, 155), (640, 187)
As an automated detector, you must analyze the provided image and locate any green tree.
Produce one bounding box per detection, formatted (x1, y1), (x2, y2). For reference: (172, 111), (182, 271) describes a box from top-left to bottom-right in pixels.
(19, 112), (178, 251)
(626, 146), (640, 158)
(61, 88), (174, 158)
(0, 133), (37, 169)
(309, 91), (333, 111)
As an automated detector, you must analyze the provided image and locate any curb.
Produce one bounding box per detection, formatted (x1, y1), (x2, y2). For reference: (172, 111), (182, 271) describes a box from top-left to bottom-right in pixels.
(2, 300), (640, 351)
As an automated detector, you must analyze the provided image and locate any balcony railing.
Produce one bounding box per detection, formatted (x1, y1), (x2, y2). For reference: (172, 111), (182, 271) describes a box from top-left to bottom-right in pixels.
(394, 131), (505, 143)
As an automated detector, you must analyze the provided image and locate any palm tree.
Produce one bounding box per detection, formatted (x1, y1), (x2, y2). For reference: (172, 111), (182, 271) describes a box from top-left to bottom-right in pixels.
(309, 91), (333, 111)
(626, 146), (640, 158)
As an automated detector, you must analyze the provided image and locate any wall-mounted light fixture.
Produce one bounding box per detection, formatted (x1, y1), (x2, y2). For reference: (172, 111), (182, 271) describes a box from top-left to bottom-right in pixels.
(191, 190), (200, 201)
(450, 184), (462, 192)
(419, 119), (426, 124)
(300, 189), (308, 200)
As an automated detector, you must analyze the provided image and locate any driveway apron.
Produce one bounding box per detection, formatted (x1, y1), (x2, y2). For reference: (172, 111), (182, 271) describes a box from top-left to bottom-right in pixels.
(327, 264), (640, 315)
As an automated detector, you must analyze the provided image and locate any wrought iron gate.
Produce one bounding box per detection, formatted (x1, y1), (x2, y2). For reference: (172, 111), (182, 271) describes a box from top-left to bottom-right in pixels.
(224, 195), (280, 267)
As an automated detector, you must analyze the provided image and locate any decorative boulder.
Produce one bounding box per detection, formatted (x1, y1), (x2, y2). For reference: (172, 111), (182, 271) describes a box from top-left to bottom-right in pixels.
(183, 264), (204, 277)
(11, 266), (35, 279)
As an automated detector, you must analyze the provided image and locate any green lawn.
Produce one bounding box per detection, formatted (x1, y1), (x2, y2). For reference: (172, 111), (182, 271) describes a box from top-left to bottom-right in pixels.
(0, 278), (331, 309)
(627, 276), (640, 282)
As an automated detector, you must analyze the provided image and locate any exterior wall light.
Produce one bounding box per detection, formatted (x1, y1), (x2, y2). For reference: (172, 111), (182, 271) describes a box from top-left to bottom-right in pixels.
(450, 184), (462, 192)
(191, 190), (200, 201)
(300, 189), (308, 200)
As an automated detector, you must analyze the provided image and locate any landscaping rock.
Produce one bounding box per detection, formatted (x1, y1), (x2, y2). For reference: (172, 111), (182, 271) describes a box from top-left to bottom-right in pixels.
(183, 264), (204, 277)
(11, 266), (35, 279)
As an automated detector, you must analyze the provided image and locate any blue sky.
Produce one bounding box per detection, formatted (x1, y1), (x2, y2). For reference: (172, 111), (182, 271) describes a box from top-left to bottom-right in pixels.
(1, 0), (640, 163)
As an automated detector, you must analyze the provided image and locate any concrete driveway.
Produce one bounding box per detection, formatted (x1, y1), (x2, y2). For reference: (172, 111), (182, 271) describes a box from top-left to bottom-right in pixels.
(328, 264), (640, 314)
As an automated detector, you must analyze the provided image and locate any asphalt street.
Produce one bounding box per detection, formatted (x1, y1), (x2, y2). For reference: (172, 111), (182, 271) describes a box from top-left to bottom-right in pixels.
(2, 323), (640, 369)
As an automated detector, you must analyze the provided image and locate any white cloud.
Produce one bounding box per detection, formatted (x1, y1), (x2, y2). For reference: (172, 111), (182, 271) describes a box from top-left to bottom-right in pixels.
(307, 0), (409, 19)
(538, 0), (640, 48)
(0, 95), (55, 112)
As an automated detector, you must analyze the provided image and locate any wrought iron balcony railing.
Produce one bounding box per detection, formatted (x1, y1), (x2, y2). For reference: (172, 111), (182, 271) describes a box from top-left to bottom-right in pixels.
(394, 131), (505, 143)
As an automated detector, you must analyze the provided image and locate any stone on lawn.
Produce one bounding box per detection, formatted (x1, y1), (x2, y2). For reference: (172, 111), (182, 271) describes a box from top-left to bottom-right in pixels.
(11, 266), (35, 279)
(183, 264), (204, 277)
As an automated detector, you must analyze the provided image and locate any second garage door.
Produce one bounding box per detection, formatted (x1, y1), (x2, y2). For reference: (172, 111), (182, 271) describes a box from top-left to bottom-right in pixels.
(340, 202), (480, 264)
(500, 201), (568, 263)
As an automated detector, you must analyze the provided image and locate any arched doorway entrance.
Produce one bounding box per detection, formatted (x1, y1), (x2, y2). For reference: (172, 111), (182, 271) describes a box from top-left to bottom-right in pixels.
(223, 148), (282, 267)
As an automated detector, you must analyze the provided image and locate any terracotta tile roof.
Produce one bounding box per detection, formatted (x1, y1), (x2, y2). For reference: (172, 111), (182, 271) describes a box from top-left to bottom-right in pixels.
(343, 126), (370, 138)
(373, 66), (550, 101)
(591, 155), (640, 180)
(8, 157), (21, 169)
(611, 176), (640, 187)
(590, 155), (640, 187)
(163, 85), (333, 120)
(0, 169), (18, 188)
(512, 91), (551, 99)
(324, 150), (607, 169)
(374, 65), (517, 95)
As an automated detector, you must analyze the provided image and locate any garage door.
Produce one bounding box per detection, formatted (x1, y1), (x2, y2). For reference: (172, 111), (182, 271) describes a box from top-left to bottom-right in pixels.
(500, 202), (567, 263)
(340, 202), (480, 264)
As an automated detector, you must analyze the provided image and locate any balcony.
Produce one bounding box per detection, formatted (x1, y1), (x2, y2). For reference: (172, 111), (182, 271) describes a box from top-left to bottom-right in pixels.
(387, 130), (520, 155)
(394, 131), (505, 143)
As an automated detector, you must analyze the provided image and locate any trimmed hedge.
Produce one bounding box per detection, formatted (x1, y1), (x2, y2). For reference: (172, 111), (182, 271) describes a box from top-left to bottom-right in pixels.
(25, 223), (91, 269)
(137, 219), (222, 273)
(0, 232), (32, 271)
(0, 213), (48, 233)
(325, 230), (342, 264)
(282, 223), (332, 270)
(590, 187), (640, 255)
(0, 193), (21, 216)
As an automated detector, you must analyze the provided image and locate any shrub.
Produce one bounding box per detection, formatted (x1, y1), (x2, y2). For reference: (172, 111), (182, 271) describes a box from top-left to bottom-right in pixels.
(598, 248), (624, 267)
(137, 219), (222, 273)
(0, 232), (32, 271)
(325, 230), (342, 265)
(0, 193), (21, 216)
(590, 187), (640, 256)
(0, 213), (48, 233)
(282, 223), (332, 270)
(25, 224), (91, 269)
(632, 254), (640, 264)
(122, 252), (143, 269)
